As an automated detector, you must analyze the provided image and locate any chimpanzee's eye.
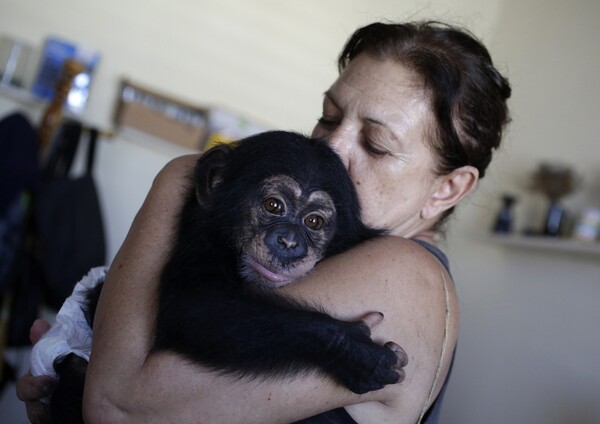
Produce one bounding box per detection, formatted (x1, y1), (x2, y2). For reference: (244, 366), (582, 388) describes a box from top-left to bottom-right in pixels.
(304, 214), (325, 230)
(264, 197), (285, 215)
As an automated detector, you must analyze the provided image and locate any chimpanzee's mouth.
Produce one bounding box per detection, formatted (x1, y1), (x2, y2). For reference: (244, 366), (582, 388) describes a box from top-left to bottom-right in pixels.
(240, 256), (313, 288)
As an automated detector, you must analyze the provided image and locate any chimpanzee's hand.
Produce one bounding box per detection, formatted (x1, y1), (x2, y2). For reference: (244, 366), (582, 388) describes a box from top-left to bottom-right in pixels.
(324, 312), (408, 394)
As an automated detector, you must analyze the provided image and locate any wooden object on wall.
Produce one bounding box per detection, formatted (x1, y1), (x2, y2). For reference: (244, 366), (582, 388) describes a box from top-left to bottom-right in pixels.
(114, 80), (209, 151)
(37, 59), (85, 154)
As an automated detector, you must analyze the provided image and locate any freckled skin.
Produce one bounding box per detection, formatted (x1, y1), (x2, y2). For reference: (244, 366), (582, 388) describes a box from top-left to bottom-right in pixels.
(313, 54), (440, 237)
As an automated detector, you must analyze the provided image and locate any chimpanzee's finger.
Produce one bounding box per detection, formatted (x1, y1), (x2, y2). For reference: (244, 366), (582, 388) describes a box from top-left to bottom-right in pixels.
(359, 311), (385, 329)
(385, 341), (409, 368)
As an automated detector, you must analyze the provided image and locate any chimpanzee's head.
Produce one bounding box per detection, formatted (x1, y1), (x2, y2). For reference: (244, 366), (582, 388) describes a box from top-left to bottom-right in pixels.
(194, 131), (381, 288)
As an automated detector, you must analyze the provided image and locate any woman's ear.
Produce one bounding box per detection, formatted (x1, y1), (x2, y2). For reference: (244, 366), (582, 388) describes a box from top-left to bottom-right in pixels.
(421, 165), (479, 220)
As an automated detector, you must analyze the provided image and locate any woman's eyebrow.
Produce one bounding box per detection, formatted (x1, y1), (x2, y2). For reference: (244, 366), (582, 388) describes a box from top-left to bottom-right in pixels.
(323, 91), (340, 109)
(324, 89), (402, 144)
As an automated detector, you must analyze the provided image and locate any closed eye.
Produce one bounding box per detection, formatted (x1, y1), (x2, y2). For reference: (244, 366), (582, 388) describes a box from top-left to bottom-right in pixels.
(363, 139), (389, 157)
(317, 117), (339, 129)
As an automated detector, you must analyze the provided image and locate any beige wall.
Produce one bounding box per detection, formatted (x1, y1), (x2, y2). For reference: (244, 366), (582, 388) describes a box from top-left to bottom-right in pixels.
(1, 1), (599, 423)
(444, 1), (600, 422)
(0, 0), (501, 260)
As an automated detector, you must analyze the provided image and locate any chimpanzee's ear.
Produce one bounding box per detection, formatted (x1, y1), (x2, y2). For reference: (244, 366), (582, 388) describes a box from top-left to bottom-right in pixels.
(194, 143), (233, 205)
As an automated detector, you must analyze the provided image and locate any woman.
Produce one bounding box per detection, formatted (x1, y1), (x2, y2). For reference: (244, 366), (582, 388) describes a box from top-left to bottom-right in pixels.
(18, 21), (510, 423)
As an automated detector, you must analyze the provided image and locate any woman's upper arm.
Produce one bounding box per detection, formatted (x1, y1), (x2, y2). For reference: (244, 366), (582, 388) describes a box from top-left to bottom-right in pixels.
(83, 153), (457, 423)
(281, 236), (459, 423)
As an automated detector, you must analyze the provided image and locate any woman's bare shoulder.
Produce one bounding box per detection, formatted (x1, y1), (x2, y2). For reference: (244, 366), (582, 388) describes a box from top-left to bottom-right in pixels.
(282, 235), (454, 315)
(282, 235), (459, 422)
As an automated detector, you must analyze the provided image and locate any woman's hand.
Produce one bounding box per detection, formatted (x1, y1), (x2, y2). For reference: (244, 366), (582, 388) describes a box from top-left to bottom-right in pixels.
(16, 319), (56, 424)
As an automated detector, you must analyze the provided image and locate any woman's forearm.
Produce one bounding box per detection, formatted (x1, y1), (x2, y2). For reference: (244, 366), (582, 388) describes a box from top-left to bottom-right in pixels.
(83, 155), (196, 423)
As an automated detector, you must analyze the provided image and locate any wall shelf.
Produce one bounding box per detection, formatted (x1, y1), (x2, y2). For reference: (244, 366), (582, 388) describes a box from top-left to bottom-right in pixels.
(487, 233), (600, 257)
(0, 83), (46, 108)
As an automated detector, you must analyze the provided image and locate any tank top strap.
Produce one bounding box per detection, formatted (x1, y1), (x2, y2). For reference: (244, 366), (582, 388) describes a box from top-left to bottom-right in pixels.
(411, 238), (450, 273)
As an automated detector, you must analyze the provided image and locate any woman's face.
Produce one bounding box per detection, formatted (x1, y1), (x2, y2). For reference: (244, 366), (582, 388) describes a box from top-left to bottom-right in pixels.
(312, 54), (441, 237)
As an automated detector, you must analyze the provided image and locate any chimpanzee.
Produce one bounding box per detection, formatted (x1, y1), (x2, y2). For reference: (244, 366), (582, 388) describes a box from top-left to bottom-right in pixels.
(42, 131), (404, 424)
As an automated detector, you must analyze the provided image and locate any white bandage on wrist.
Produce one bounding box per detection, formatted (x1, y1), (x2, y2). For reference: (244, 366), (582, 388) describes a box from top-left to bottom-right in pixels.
(30, 266), (107, 379)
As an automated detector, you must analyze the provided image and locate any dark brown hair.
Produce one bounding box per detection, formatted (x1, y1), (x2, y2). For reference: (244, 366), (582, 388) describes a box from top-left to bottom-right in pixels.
(338, 21), (511, 224)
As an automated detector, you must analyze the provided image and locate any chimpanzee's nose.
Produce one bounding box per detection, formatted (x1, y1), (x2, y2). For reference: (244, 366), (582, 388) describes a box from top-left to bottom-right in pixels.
(266, 225), (307, 261)
(277, 234), (297, 249)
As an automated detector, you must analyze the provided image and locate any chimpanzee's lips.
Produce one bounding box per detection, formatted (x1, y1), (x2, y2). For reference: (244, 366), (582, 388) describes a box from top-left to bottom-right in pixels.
(242, 256), (311, 288)
(247, 259), (291, 285)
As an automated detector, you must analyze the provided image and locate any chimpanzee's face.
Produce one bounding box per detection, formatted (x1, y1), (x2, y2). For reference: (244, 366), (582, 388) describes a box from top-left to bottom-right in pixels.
(236, 175), (338, 288)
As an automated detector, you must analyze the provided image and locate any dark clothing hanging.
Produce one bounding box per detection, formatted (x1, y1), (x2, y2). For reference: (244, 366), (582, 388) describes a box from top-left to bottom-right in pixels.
(0, 112), (41, 290)
(35, 120), (107, 310)
(1, 116), (106, 345)
(0, 112), (40, 217)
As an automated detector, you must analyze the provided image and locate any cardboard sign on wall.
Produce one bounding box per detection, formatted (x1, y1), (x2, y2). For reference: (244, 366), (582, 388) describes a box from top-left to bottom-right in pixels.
(114, 80), (208, 151)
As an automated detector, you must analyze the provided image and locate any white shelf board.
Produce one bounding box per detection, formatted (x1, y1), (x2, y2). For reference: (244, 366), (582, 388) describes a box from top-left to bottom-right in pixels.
(0, 83), (45, 107)
(487, 233), (600, 257)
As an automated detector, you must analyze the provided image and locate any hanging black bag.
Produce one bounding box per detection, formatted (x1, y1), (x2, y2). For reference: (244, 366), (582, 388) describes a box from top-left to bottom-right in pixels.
(35, 120), (106, 310)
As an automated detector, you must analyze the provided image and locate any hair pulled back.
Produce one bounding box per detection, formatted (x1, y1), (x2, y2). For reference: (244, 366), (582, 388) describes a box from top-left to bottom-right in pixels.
(338, 21), (511, 180)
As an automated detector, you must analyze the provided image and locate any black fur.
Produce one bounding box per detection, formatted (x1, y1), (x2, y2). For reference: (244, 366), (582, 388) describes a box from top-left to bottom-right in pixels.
(46, 131), (401, 424)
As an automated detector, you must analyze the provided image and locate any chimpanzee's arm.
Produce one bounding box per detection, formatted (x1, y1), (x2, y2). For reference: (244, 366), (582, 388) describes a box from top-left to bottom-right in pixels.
(154, 287), (401, 395)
